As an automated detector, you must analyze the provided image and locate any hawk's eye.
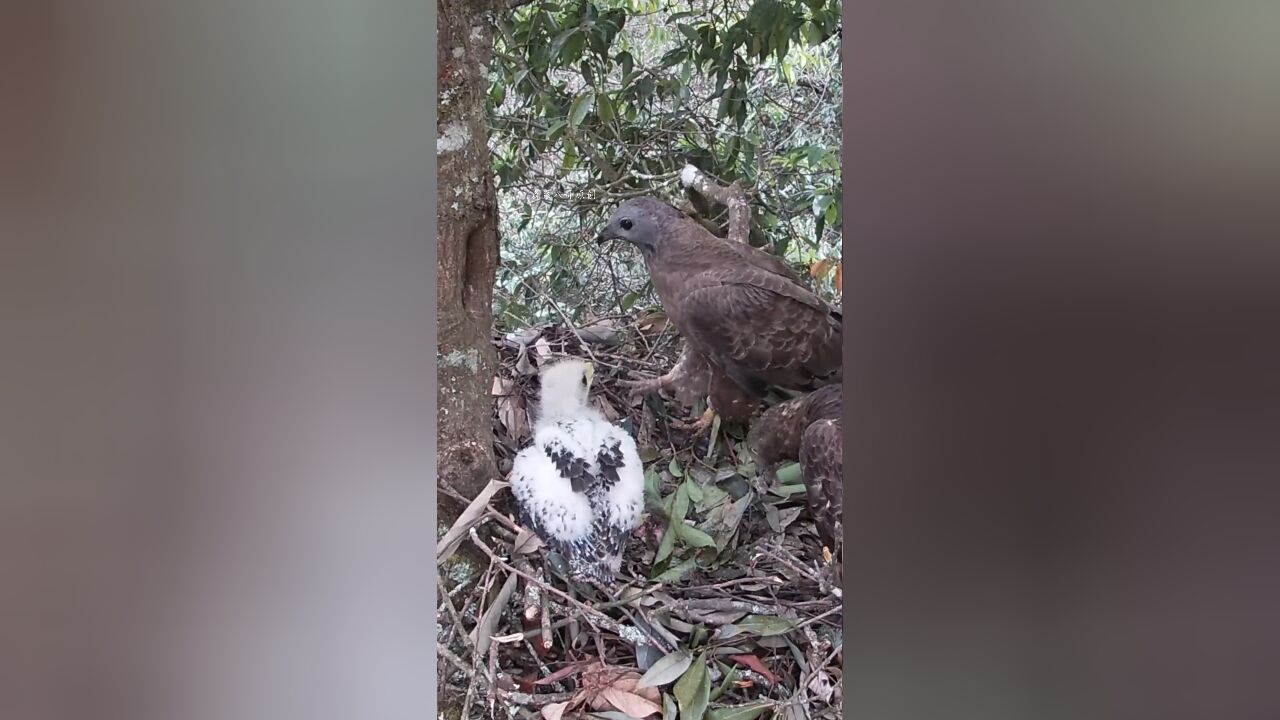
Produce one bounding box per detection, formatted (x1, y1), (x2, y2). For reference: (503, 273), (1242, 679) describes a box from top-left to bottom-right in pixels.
(620, 218), (633, 230)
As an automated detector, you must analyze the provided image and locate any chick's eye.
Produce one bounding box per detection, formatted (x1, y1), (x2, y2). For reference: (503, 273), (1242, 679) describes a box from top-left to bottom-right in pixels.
(620, 218), (633, 230)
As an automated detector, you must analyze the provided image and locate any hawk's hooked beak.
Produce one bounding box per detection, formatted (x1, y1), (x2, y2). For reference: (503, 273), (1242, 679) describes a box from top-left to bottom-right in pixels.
(584, 362), (595, 388)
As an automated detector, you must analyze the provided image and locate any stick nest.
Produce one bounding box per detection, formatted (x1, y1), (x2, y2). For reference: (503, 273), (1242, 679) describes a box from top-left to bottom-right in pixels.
(438, 318), (842, 720)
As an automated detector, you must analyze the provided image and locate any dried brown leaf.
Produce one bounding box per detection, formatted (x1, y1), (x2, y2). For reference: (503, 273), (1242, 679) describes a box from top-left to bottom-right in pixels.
(726, 654), (779, 685)
(600, 686), (662, 718)
(541, 701), (570, 720)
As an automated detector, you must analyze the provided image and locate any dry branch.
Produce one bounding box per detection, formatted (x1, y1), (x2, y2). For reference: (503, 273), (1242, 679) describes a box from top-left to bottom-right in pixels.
(680, 163), (752, 245)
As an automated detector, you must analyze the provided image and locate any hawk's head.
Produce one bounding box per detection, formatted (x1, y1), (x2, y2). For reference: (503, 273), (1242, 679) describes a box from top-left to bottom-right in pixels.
(595, 196), (681, 258)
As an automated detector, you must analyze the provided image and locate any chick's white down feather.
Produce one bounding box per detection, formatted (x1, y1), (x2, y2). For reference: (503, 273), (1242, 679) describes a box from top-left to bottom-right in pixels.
(508, 358), (645, 581)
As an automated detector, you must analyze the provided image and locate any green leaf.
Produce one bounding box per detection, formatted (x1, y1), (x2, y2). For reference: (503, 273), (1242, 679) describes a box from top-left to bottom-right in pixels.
(619, 289), (641, 311)
(801, 21), (824, 46)
(707, 702), (772, 720)
(672, 655), (711, 720)
(643, 467), (662, 501)
(596, 92), (615, 122)
(693, 482), (729, 513)
(729, 614), (795, 638)
(676, 523), (716, 548)
(567, 91), (594, 127)
(774, 462), (802, 484)
(671, 483), (690, 523)
(769, 483), (806, 498)
(489, 82), (506, 107)
(655, 522), (677, 564)
(668, 457), (684, 478)
(716, 88), (734, 119)
(637, 650), (694, 689)
(562, 33), (586, 63)
(550, 27), (579, 58)
(662, 693), (678, 720)
(654, 557), (697, 582)
(683, 478), (703, 504)
(709, 664), (738, 702)
(616, 50), (634, 77)
(676, 23), (701, 45)
(813, 193), (834, 217)
(561, 137), (578, 171)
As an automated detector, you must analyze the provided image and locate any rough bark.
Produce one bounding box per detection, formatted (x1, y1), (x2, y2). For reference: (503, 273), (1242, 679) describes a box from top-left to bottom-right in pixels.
(438, 0), (500, 524)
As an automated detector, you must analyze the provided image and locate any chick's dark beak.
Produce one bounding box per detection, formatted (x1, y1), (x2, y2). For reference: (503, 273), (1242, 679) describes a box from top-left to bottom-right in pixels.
(595, 230), (611, 246)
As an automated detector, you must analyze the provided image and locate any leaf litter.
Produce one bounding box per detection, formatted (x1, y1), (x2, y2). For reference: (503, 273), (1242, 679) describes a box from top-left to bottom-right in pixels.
(439, 323), (842, 719)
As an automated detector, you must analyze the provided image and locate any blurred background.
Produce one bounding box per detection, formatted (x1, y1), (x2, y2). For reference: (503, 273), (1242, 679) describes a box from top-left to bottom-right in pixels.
(2, 1), (1279, 719)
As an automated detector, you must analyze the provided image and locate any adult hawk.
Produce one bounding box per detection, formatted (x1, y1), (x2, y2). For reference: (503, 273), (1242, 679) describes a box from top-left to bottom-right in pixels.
(597, 196), (841, 432)
(508, 358), (645, 584)
(748, 383), (843, 555)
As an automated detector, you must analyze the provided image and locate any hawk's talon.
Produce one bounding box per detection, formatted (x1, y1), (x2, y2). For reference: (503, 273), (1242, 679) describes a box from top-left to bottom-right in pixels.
(674, 407), (717, 436)
(619, 375), (668, 398)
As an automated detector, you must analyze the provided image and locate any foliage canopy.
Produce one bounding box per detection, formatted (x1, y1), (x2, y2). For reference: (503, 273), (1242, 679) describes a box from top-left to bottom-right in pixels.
(489, 0), (843, 329)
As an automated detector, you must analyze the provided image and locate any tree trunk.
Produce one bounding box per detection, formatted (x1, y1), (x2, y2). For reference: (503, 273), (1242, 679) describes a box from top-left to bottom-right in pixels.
(437, 0), (500, 524)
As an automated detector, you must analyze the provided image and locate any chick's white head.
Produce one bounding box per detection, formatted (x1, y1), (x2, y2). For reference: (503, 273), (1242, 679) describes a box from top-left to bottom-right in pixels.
(538, 358), (595, 420)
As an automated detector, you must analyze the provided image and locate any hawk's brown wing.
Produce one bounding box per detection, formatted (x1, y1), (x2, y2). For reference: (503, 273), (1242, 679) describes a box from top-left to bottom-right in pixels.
(746, 393), (811, 466)
(799, 418), (842, 552)
(677, 266), (841, 394)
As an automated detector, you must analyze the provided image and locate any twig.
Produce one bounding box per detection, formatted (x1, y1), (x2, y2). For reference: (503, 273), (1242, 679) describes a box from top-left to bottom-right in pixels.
(437, 565), (475, 652)
(469, 529), (676, 654)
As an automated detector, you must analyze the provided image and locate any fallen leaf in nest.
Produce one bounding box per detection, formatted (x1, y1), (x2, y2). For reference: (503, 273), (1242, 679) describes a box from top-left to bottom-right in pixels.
(491, 376), (512, 395)
(506, 327), (544, 346)
(494, 381), (529, 439)
(610, 674), (661, 703)
(807, 670), (835, 703)
(515, 345), (536, 375)
(726, 655), (779, 685)
(636, 649), (693, 689)
(774, 505), (803, 532)
(686, 608), (748, 626)
(578, 319), (622, 345)
(513, 527), (545, 555)
(713, 615), (795, 640)
(533, 337), (554, 360)
(706, 701), (773, 720)
(541, 701), (571, 720)
(599, 686), (662, 717)
(635, 312), (670, 334)
(580, 664), (661, 711)
(594, 395), (620, 420)
(672, 658), (710, 720)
